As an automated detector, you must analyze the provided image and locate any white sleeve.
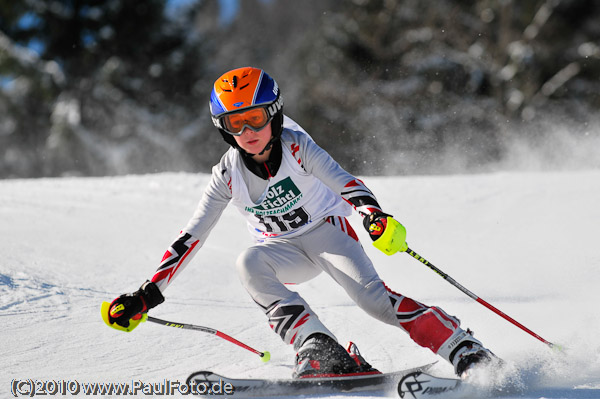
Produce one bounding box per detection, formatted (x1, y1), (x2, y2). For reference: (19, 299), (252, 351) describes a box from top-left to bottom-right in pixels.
(150, 155), (232, 292)
(183, 159), (232, 240)
(289, 129), (383, 216)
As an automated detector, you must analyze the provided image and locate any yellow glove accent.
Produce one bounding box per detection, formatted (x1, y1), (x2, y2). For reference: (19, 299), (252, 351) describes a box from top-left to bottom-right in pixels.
(372, 217), (408, 255)
(101, 301), (147, 332)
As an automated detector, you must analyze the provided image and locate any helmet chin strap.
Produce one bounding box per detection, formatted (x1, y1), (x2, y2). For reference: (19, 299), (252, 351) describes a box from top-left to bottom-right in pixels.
(246, 136), (278, 157)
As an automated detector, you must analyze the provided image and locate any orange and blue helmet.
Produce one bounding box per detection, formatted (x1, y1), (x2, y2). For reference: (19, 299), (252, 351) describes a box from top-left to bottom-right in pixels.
(210, 67), (284, 149)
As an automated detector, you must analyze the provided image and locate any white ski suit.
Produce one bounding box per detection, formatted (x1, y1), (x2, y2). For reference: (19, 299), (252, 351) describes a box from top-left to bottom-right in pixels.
(150, 117), (478, 364)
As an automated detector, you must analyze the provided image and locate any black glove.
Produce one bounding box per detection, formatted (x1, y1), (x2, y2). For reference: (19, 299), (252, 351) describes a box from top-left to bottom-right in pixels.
(107, 281), (164, 328)
(363, 211), (393, 241)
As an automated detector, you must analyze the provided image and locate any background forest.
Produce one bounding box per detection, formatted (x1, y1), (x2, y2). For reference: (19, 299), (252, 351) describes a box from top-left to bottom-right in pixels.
(1, 0), (599, 178)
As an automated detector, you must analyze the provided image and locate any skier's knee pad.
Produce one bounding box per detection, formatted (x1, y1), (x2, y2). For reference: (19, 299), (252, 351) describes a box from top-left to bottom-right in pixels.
(266, 296), (336, 350)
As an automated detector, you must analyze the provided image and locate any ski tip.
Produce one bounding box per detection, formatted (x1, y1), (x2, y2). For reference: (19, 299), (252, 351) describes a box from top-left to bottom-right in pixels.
(398, 371), (461, 398)
(261, 351), (271, 362)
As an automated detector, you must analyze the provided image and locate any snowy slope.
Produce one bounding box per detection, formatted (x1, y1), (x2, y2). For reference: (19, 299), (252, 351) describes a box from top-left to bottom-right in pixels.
(2, 170), (600, 398)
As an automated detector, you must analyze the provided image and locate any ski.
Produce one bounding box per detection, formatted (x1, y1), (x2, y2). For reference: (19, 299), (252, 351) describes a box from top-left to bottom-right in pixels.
(397, 371), (463, 398)
(397, 371), (522, 398)
(186, 363), (435, 397)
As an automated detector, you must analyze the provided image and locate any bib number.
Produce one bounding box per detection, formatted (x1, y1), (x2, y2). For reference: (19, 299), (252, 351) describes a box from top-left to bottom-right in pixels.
(255, 207), (310, 233)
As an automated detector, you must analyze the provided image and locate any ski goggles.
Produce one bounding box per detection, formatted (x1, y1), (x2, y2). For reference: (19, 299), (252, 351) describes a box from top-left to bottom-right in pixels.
(216, 107), (272, 136)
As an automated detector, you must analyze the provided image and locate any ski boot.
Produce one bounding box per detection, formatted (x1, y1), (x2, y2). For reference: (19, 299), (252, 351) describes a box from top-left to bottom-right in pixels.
(346, 341), (379, 374)
(293, 333), (378, 378)
(451, 340), (501, 378)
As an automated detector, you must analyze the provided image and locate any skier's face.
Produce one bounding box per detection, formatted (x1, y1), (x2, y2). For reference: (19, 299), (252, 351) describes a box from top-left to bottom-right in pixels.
(233, 122), (273, 156)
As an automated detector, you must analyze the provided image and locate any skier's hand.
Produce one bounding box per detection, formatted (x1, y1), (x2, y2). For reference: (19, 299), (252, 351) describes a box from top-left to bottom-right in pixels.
(363, 212), (408, 255)
(101, 281), (164, 332)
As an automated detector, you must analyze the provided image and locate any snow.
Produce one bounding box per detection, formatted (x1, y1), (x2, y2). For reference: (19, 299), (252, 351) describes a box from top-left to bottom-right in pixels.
(2, 170), (600, 398)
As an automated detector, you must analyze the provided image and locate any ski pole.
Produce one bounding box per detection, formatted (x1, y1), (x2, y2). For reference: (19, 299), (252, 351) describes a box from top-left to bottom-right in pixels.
(146, 315), (271, 362)
(404, 246), (559, 350)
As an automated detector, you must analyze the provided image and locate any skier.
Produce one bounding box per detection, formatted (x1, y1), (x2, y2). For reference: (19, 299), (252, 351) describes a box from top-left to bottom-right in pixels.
(103, 66), (497, 378)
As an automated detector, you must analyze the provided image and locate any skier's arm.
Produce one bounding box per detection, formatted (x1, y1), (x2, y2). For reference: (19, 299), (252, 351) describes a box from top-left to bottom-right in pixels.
(297, 134), (407, 255)
(295, 133), (382, 216)
(151, 162), (232, 292)
(103, 160), (232, 331)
